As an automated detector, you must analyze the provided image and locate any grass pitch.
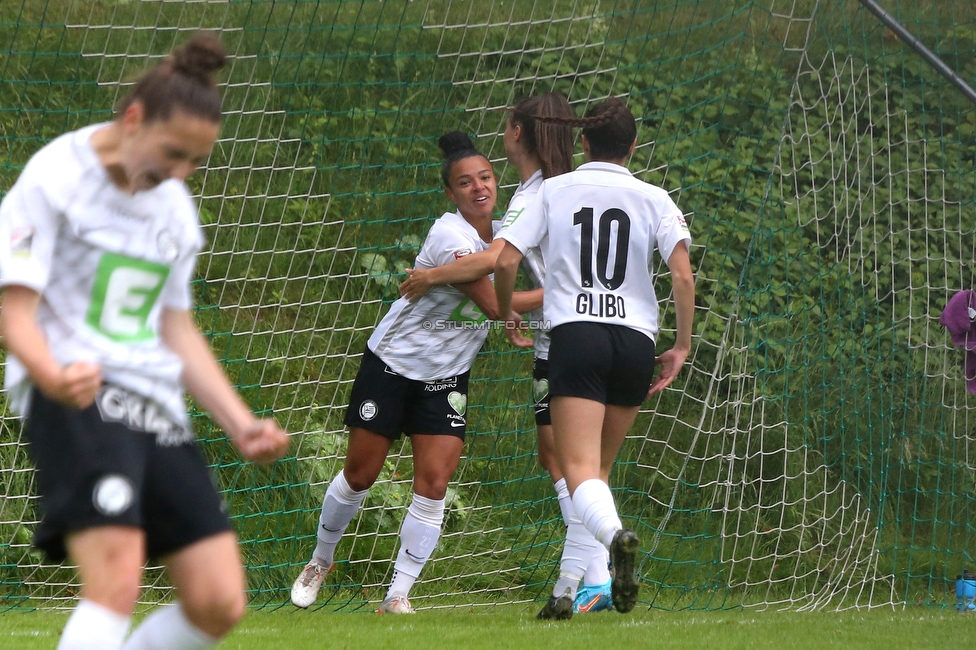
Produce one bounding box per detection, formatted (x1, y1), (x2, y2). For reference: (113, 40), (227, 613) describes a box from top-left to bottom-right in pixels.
(0, 606), (969, 649)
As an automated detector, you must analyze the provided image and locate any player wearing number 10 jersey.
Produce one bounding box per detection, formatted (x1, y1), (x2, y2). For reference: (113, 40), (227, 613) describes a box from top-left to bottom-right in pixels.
(495, 98), (695, 618)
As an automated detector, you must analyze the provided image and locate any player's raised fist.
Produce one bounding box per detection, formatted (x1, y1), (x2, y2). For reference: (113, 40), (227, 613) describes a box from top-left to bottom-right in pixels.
(53, 361), (102, 410)
(235, 419), (289, 465)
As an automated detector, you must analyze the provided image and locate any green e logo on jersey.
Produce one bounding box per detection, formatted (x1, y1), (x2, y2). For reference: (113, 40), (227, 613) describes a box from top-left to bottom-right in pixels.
(86, 253), (170, 342)
(449, 297), (487, 323)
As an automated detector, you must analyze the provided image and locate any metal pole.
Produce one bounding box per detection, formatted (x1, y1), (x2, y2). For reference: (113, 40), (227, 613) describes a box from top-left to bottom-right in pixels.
(858, 0), (976, 106)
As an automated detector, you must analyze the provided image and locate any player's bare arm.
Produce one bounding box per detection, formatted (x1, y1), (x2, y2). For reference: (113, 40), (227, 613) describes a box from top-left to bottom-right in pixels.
(648, 241), (694, 397)
(0, 285), (101, 409)
(399, 239), (505, 301)
(453, 274), (535, 348)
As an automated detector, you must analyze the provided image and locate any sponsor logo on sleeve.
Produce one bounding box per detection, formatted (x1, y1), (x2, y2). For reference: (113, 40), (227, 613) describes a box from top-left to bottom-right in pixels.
(453, 249), (472, 260)
(156, 229), (179, 263)
(10, 226), (34, 258)
(502, 207), (524, 228)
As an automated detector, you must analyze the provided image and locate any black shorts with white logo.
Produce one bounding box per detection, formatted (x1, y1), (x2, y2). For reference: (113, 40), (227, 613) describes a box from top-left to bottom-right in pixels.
(532, 357), (551, 426)
(24, 385), (232, 562)
(344, 347), (470, 440)
(548, 322), (656, 407)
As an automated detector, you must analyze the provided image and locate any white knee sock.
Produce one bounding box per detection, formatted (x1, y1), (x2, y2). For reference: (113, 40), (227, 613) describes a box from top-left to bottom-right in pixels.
(121, 604), (217, 650)
(313, 470), (370, 566)
(386, 493), (445, 599)
(572, 478), (622, 549)
(553, 478), (610, 592)
(553, 478), (574, 525)
(57, 599), (130, 650)
(584, 544), (612, 586)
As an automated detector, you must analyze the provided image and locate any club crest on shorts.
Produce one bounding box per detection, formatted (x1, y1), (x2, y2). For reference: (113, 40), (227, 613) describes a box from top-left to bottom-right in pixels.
(533, 378), (550, 403)
(92, 474), (134, 516)
(359, 399), (378, 421)
(447, 391), (466, 416)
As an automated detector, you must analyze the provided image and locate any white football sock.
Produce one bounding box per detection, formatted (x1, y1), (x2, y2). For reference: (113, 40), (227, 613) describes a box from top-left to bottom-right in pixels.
(312, 470), (370, 566)
(121, 604), (218, 650)
(553, 478), (574, 525)
(386, 493), (445, 599)
(583, 544), (612, 586)
(572, 478), (622, 549)
(57, 599), (130, 650)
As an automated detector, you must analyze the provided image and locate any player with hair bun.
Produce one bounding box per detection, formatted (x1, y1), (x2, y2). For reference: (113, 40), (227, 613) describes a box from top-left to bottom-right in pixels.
(494, 97), (695, 619)
(398, 92), (618, 614)
(0, 32), (289, 650)
(290, 131), (541, 614)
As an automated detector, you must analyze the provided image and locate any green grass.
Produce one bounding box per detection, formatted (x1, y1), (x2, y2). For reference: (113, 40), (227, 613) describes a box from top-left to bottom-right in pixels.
(1, 0), (976, 611)
(0, 607), (971, 650)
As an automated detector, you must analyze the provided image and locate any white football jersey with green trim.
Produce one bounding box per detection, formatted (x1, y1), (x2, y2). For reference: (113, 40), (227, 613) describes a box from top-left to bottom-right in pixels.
(368, 211), (495, 381)
(499, 161), (692, 343)
(0, 124), (204, 425)
(499, 170), (549, 360)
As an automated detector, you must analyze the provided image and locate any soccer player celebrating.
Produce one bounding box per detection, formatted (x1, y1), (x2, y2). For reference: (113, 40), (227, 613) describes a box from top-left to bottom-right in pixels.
(398, 93), (617, 615)
(290, 131), (541, 614)
(494, 98), (695, 619)
(0, 33), (289, 650)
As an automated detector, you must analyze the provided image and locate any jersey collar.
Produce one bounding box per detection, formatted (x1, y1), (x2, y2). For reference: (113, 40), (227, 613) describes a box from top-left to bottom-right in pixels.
(510, 169), (543, 202)
(577, 161), (634, 176)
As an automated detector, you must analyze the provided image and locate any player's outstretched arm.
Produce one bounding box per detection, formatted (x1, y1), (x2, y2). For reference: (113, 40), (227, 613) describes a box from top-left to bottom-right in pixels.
(648, 241), (695, 396)
(161, 308), (289, 464)
(492, 240), (528, 347)
(399, 239), (506, 301)
(0, 285), (101, 409)
(452, 274), (534, 348)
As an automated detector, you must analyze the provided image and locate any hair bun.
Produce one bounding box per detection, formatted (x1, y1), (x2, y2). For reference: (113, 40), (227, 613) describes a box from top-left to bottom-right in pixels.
(171, 32), (226, 84)
(438, 131), (476, 159)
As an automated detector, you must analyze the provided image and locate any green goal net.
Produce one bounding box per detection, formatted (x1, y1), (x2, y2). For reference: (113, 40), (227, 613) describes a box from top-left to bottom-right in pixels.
(1, 0), (974, 612)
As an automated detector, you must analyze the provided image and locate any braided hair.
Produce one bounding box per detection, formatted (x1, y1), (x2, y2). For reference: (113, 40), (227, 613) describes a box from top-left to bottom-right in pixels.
(117, 32), (226, 123)
(509, 92), (574, 178)
(514, 97), (636, 161)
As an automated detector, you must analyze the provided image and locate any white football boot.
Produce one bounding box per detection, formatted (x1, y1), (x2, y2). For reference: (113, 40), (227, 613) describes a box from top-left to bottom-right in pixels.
(290, 560), (334, 608)
(376, 594), (415, 614)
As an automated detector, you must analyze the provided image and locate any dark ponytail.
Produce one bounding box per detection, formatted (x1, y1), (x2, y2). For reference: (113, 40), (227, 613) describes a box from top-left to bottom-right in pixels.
(515, 97), (636, 161)
(116, 31), (226, 123)
(510, 92), (574, 178)
(439, 131), (488, 186)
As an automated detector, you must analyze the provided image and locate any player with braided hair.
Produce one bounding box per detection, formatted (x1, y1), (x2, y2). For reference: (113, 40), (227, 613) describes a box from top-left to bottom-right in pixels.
(398, 92), (618, 614)
(289, 131), (541, 614)
(0, 33), (290, 649)
(494, 97), (695, 619)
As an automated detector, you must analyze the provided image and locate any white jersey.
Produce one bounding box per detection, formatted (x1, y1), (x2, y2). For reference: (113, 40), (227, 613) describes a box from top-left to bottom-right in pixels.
(499, 161), (691, 343)
(0, 124), (204, 425)
(498, 170), (550, 360)
(368, 211), (495, 381)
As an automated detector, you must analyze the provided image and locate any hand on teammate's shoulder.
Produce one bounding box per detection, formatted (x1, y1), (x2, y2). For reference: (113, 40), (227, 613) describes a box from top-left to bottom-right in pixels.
(234, 419), (290, 465)
(398, 268), (431, 302)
